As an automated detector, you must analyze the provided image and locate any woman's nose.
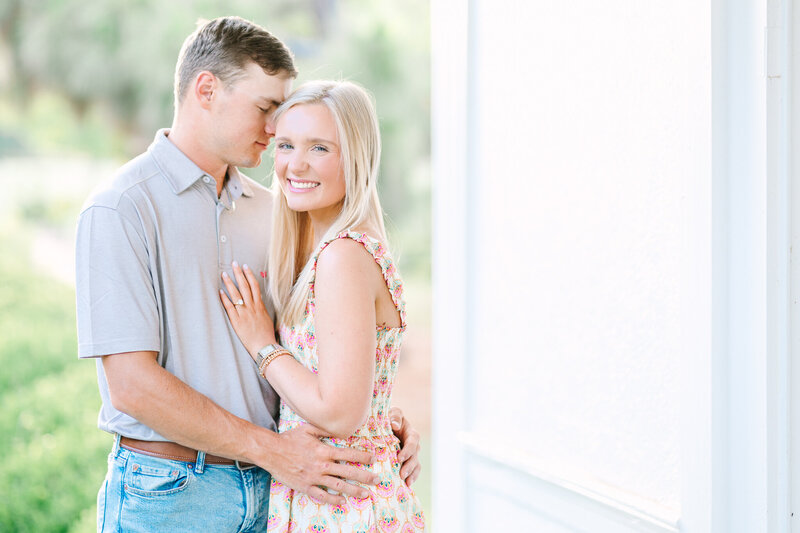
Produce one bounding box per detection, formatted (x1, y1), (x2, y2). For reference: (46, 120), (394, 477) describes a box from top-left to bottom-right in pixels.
(289, 152), (308, 173)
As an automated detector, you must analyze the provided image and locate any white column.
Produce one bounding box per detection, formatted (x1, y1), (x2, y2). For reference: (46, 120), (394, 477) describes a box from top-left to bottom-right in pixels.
(765, 0), (791, 531)
(431, 0), (469, 530)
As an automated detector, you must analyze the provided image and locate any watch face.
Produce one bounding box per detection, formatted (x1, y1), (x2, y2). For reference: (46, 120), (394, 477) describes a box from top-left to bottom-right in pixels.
(258, 344), (279, 357)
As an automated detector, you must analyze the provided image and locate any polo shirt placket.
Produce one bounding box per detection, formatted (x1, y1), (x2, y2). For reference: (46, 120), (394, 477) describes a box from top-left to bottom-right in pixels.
(201, 174), (236, 270)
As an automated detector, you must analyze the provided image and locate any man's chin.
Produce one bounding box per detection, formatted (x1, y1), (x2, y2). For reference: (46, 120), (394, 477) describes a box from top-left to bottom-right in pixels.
(236, 155), (262, 169)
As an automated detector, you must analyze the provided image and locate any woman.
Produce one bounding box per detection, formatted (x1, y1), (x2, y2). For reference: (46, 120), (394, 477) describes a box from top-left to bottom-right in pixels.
(219, 80), (425, 532)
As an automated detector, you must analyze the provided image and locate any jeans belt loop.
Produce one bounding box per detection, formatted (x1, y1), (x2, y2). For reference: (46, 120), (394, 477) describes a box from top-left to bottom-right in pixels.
(195, 451), (206, 474)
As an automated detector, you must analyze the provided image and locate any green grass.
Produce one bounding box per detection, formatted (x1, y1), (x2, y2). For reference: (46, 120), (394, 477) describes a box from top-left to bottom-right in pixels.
(0, 231), (109, 533)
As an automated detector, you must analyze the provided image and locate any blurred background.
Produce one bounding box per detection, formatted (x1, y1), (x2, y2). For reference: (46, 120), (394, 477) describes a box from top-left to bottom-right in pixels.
(0, 1), (431, 531)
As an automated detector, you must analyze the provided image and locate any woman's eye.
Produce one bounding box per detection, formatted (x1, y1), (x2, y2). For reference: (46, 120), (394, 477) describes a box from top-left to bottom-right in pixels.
(312, 145), (329, 153)
(277, 142), (293, 150)
(258, 107), (270, 114)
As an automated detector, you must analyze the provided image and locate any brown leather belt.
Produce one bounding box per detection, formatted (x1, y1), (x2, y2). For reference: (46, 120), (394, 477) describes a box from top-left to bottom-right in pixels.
(120, 437), (253, 467)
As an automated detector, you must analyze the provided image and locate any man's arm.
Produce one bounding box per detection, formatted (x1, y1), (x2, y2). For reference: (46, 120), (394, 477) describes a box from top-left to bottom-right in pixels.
(102, 350), (379, 504)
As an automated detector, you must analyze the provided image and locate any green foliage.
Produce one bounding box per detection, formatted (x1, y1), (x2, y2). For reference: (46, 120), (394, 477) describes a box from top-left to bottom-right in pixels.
(0, 232), (109, 532)
(0, 235), (76, 391)
(67, 506), (97, 533)
(0, 368), (110, 533)
(0, 90), (128, 158)
(18, 197), (78, 228)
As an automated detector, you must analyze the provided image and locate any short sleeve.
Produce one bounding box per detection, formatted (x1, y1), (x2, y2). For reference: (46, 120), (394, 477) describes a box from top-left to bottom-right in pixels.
(75, 205), (160, 358)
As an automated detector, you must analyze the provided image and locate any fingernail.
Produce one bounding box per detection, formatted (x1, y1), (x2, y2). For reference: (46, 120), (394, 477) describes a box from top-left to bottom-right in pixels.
(232, 261), (239, 268)
(373, 476), (380, 484)
(260, 271), (267, 278)
(222, 272), (229, 278)
(243, 264), (249, 270)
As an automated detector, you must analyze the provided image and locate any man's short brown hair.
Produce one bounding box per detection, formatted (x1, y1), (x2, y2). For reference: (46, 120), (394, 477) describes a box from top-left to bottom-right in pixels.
(174, 16), (297, 104)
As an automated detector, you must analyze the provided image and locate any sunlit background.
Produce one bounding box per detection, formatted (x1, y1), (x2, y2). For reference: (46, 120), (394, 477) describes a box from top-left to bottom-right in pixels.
(0, 1), (431, 531)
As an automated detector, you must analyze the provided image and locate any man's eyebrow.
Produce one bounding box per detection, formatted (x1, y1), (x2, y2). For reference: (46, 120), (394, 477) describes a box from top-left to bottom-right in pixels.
(257, 97), (283, 108)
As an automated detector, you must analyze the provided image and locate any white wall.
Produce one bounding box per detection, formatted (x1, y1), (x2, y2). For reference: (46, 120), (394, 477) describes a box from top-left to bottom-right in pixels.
(793, 0), (800, 526)
(432, 0), (792, 531)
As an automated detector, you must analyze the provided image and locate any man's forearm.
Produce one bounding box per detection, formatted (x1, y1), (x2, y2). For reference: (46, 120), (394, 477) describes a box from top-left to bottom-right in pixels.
(101, 350), (386, 504)
(101, 350), (279, 467)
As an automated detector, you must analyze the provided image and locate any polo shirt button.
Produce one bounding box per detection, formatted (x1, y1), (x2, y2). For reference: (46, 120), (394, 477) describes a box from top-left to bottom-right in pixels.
(203, 176), (211, 183)
(220, 235), (227, 243)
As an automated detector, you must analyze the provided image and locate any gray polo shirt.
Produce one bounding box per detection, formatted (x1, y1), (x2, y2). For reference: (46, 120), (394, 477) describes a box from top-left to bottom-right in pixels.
(75, 129), (279, 440)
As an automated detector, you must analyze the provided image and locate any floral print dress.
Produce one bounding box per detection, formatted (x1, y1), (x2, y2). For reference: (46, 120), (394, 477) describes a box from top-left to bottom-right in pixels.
(267, 231), (425, 533)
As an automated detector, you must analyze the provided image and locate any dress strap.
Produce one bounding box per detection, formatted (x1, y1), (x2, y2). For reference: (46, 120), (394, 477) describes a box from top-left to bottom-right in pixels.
(309, 231), (406, 327)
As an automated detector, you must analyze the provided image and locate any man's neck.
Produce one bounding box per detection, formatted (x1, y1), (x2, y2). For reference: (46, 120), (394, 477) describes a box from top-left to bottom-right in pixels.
(167, 123), (228, 196)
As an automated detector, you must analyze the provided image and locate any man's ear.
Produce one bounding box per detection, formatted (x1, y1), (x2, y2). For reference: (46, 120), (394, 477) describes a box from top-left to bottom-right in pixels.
(194, 71), (217, 109)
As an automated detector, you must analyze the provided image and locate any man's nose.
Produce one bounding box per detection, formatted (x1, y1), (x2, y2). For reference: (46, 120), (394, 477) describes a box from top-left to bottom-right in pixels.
(265, 115), (277, 137)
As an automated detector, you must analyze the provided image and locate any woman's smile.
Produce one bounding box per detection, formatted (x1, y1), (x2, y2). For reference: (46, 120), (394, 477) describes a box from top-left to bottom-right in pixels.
(287, 178), (320, 191)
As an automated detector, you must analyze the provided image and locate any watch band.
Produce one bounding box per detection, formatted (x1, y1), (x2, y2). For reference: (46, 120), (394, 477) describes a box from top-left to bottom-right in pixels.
(254, 343), (291, 378)
(255, 343), (284, 368)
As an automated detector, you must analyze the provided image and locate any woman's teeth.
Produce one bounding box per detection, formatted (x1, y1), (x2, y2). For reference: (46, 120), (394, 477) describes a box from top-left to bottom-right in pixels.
(289, 180), (319, 189)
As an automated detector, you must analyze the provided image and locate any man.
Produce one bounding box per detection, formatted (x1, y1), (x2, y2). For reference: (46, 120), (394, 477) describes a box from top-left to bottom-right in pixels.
(75, 16), (420, 532)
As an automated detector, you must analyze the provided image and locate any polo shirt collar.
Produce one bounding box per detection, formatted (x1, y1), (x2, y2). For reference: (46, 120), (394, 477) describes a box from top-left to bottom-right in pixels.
(226, 166), (255, 199)
(148, 129), (254, 198)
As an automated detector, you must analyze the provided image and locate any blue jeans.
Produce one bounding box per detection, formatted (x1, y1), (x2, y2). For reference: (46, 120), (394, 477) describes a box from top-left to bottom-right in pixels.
(97, 434), (271, 532)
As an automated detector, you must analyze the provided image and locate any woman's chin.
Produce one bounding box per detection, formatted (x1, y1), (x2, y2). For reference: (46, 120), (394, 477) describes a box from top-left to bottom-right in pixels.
(285, 200), (311, 214)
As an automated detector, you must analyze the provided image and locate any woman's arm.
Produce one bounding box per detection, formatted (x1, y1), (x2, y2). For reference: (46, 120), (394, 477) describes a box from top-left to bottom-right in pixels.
(220, 240), (379, 438)
(266, 239), (378, 436)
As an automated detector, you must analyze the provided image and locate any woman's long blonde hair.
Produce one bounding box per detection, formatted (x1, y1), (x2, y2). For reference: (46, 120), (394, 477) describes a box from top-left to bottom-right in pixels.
(268, 80), (387, 327)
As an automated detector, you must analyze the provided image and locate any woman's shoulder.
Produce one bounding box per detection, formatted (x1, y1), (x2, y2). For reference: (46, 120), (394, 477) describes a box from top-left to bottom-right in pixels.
(315, 228), (388, 279)
(316, 233), (378, 272)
